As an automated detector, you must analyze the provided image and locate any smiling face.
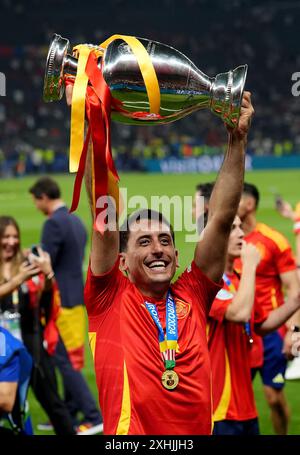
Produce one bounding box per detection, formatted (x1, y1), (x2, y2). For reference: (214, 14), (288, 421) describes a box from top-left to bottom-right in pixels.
(227, 216), (244, 258)
(1, 224), (20, 261)
(119, 218), (179, 297)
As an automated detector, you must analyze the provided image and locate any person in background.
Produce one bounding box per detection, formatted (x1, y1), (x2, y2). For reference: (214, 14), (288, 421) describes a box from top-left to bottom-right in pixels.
(29, 177), (103, 435)
(209, 215), (300, 435)
(275, 197), (300, 379)
(237, 183), (300, 435)
(0, 326), (33, 434)
(0, 216), (76, 435)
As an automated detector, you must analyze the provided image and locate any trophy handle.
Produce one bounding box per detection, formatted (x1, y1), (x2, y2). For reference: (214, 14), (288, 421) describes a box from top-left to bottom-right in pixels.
(211, 64), (248, 128)
(43, 34), (71, 102)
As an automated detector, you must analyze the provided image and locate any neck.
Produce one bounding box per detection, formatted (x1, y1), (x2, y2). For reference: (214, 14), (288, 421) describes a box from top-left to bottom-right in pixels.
(48, 199), (65, 215)
(241, 212), (256, 236)
(138, 283), (169, 301)
(225, 255), (235, 275)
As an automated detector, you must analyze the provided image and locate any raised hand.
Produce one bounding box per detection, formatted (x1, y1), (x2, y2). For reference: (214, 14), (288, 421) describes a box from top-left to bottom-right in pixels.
(240, 242), (261, 269)
(18, 261), (41, 282)
(227, 91), (254, 141)
(276, 200), (296, 221)
(27, 247), (54, 278)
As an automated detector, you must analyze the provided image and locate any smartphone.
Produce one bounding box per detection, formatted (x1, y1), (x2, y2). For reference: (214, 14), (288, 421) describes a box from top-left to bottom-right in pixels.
(31, 245), (40, 257)
(275, 195), (284, 210)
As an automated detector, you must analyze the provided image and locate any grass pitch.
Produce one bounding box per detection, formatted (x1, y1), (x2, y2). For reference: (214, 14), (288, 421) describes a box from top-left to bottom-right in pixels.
(0, 169), (300, 435)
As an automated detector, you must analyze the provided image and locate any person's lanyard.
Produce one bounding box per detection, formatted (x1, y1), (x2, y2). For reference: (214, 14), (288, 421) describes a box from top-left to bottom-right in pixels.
(145, 291), (179, 390)
(222, 273), (253, 345)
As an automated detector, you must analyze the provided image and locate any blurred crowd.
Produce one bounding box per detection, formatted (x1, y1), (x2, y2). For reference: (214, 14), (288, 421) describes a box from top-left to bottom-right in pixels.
(1, 0), (300, 176)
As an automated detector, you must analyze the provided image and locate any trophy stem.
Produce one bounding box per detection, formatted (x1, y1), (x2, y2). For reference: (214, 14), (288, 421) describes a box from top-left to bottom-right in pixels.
(64, 55), (78, 76)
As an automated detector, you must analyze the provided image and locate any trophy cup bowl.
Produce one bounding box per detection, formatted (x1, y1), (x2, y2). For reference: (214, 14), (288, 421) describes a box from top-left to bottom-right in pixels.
(44, 34), (247, 128)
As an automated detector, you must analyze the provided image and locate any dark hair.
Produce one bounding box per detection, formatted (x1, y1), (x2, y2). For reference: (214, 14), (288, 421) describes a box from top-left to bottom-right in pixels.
(119, 209), (175, 252)
(196, 182), (214, 202)
(29, 177), (61, 200)
(195, 182), (215, 230)
(243, 182), (260, 208)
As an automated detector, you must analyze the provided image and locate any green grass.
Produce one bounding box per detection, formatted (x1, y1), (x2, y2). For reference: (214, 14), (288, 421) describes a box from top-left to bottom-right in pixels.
(1, 169), (300, 434)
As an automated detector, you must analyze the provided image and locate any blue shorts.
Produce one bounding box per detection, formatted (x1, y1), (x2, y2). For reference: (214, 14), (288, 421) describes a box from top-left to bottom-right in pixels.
(252, 331), (287, 390)
(213, 418), (260, 435)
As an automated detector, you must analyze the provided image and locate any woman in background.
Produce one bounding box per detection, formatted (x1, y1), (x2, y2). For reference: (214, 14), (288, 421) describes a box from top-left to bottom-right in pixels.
(0, 216), (75, 435)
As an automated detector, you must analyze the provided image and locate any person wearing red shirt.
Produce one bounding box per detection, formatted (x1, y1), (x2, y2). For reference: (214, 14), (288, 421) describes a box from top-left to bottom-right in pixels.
(66, 83), (254, 434)
(237, 183), (300, 435)
(209, 216), (300, 435)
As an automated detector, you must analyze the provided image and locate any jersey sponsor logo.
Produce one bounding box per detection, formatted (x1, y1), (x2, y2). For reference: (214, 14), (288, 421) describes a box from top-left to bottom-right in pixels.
(272, 373), (285, 384)
(175, 299), (190, 320)
(216, 289), (234, 301)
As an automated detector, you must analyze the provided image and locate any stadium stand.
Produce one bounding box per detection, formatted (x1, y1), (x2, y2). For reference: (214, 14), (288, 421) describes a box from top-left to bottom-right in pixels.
(0, 0), (300, 175)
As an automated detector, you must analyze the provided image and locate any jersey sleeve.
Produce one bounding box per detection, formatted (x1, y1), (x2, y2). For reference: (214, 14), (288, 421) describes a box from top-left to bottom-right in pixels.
(174, 261), (223, 316)
(84, 258), (127, 319)
(274, 244), (296, 275)
(209, 292), (233, 322)
(0, 353), (20, 382)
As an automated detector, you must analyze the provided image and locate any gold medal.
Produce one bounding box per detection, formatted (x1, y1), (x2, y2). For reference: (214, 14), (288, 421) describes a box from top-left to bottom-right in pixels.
(161, 369), (179, 390)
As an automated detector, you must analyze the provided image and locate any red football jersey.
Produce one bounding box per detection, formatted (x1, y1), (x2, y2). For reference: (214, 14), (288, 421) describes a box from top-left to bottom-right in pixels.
(208, 272), (267, 422)
(85, 259), (222, 435)
(235, 222), (296, 368)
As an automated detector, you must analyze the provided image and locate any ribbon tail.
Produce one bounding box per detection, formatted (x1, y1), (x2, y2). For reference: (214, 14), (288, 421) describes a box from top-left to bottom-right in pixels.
(70, 128), (91, 213)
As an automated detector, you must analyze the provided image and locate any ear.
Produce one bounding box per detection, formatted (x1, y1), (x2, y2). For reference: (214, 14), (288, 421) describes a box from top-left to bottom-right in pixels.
(175, 249), (179, 268)
(247, 197), (256, 212)
(119, 252), (128, 272)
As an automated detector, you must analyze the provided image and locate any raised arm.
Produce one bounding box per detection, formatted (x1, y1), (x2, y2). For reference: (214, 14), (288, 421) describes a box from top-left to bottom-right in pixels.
(225, 244), (260, 322)
(256, 292), (300, 337)
(194, 92), (254, 283)
(85, 141), (119, 275)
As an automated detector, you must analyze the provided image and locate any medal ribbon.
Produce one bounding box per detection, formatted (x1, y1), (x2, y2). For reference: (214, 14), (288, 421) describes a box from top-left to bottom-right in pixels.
(145, 291), (178, 370)
(223, 273), (253, 344)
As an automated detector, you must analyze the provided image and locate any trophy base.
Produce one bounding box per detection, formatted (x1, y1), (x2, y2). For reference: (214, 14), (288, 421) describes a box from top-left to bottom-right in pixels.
(211, 64), (248, 128)
(43, 34), (70, 102)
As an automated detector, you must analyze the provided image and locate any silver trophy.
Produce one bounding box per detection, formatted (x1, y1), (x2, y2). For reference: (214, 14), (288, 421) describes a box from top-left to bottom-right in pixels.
(44, 33), (247, 127)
